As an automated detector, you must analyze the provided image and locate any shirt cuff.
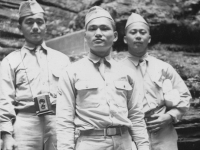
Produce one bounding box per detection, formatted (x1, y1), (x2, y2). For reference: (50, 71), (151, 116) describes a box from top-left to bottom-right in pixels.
(1, 122), (13, 135)
(166, 108), (182, 123)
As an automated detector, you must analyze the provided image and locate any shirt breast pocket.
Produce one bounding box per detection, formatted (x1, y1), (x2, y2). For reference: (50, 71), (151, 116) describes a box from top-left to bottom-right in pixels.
(114, 80), (132, 108)
(75, 80), (100, 108)
(15, 69), (27, 86)
(51, 69), (61, 82)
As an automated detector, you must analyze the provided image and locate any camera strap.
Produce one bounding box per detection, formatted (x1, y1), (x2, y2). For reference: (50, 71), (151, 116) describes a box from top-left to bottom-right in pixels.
(20, 46), (51, 100)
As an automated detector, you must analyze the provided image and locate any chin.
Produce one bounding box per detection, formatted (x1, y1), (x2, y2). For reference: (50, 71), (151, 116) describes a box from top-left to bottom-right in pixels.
(31, 40), (43, 45)
(92, 49), (110, 56)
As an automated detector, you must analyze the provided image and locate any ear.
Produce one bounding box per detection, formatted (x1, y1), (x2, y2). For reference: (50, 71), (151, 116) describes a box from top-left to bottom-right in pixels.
(113, 31), (118, 42)
(148, 35), (151, 43)
(18, 24), (22, 32)
(84, 32), (87, 43)
(124, 36), (127, 44)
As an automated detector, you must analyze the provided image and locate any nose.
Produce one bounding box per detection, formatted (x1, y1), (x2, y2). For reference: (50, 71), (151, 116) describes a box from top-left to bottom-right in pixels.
(32, 22), (39, 32)
(95, 28), (103, 37)
(135, 32), (141, 40)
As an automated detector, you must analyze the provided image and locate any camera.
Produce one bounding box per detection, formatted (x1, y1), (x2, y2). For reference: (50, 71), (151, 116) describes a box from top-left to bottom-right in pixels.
(34, 93), (54, 116)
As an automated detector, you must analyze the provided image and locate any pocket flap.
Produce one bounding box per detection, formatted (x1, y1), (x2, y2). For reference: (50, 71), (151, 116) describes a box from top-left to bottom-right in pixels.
(153, 79), (163, 88)
(51, 69), (61, 78)
(114, 81), (132, 90)
(75, 80), (99, 90)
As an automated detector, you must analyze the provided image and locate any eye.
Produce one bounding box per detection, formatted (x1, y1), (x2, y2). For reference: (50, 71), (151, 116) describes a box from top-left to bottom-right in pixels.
(25, 20), (34, 25)
(36, 20), (45, 25)
(129, 30), (137, 35)
(100, 25), (110, 31)
(140, 30), (147, 35)
(88, 26), (97, 31)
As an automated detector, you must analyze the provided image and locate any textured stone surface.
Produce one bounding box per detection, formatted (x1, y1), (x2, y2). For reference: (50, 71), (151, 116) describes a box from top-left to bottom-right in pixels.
(71, 0), (200, 51)
(1, 0), (200, 53)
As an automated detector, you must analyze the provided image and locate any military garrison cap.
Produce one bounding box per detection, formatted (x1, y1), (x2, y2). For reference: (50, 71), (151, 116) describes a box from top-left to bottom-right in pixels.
(85, 6), (114, 28)
(19, 0), (44, 18)
(125, 13), (149, 29)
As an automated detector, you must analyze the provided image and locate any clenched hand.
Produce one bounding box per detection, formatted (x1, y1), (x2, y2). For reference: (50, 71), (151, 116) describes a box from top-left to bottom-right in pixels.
(2, 133), (18, 150)
(146, 113), (173, 133)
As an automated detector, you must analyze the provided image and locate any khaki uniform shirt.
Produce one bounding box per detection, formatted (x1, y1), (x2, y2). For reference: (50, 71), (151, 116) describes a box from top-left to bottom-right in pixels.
(120, 52), (191, 150)
(56, 52), (149, 150)
(0, 42), (70, 134)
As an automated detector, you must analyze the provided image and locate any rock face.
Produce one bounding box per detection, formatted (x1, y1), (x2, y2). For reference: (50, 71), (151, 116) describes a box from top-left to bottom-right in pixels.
(1, 0), (200, 52)
(0, 0), (200, 149)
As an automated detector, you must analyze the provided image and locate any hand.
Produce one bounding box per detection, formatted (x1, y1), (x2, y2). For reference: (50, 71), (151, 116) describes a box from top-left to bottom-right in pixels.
(146, 113), (173, 133)
(2, 133), (18, 150)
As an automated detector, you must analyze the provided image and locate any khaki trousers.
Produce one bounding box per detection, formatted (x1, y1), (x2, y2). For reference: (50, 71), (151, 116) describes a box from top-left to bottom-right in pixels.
(149, 123), (178, 150)
(13, 112), (56, 150)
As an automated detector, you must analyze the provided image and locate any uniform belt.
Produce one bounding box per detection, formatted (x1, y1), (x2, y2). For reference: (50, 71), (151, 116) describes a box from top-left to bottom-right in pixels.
(80, 126), (127, 137)
(17, 105), (56, 114)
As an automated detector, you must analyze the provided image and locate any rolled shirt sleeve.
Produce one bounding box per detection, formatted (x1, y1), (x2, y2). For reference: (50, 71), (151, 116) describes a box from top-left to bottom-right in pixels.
(165, 65), (191, 123)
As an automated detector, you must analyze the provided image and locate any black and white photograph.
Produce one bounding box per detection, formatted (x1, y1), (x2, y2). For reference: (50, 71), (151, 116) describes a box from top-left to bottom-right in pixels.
(0, 0), (199, 150)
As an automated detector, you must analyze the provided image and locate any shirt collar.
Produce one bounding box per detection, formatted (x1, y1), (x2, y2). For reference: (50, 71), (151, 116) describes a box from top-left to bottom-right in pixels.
(127, 52), (149, 66)
(88, 52), (112, 64)
(21, 41), (48, 57)
(23, 41), (47, 51)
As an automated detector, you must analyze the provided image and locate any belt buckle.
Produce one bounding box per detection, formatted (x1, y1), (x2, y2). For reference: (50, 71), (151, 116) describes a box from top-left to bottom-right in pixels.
(75, 129), (80, 139)
(104, 128), (107, 138)
(106, 128), (117, 136)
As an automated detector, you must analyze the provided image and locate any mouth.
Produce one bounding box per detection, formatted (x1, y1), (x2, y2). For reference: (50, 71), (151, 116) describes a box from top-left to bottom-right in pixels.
(94, 39), (104, 43)
(134, 42), (143, 45)
(31, 33), (40, 36)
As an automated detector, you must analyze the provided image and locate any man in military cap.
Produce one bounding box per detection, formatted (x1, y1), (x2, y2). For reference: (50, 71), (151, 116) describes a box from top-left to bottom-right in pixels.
(120, 13), (191, 150)
(56, 6), (150, 150)
(0, 0), (70, 150)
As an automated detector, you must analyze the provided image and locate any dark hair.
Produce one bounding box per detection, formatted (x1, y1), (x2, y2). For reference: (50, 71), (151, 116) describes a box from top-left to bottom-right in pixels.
(18, 16), (26, 25)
